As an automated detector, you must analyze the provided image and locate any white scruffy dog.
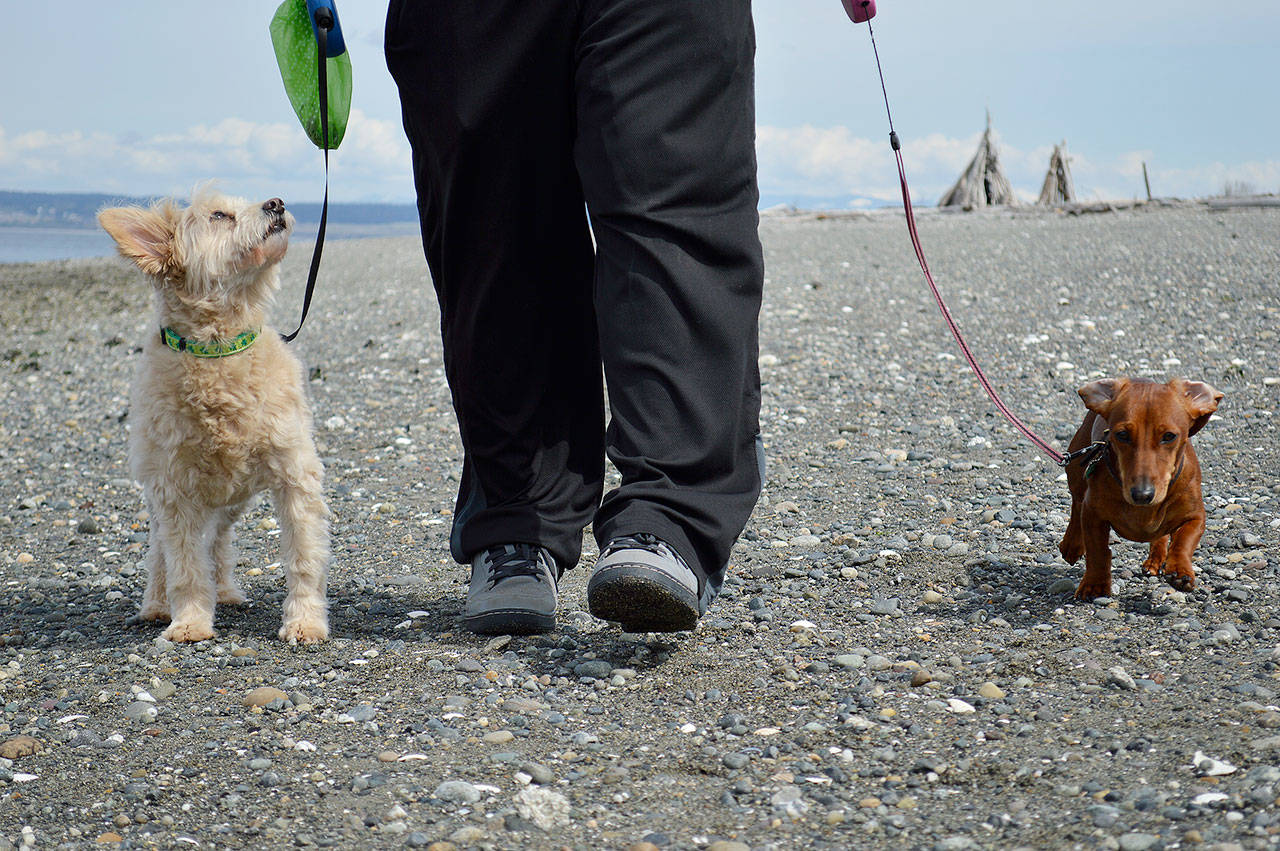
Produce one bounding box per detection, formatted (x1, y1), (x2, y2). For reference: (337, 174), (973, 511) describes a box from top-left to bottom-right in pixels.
(99, 188), (329, 644)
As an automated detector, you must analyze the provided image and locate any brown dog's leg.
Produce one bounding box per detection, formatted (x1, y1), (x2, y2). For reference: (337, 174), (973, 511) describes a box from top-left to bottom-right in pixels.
(1059, 497), (1085, 565)
(1142, 536), (1169, 578)
(1075, 512), (1114, 599)
(1162, 516), (1204, 591)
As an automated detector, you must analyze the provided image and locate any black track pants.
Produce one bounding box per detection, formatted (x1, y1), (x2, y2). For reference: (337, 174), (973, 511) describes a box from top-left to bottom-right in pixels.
(385, 0), (764, 603)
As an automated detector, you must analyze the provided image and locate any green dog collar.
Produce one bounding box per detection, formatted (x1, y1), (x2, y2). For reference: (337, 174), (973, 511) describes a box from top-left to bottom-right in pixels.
(161, 327), (260, 358)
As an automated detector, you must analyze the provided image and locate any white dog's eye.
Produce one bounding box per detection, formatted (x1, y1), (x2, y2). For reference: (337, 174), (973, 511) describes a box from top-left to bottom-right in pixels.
(211, 211), (234, 222)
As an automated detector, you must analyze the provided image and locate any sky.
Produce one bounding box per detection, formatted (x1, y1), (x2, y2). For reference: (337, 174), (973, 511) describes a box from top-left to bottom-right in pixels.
(2, 0), (1277, 208)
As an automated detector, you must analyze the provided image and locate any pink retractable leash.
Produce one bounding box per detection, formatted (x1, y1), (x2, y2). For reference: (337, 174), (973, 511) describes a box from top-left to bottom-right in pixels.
(843, 0), (1066, 465)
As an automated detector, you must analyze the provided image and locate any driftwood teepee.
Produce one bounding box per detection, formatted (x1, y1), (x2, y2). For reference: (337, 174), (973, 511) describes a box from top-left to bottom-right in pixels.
(1036, 142), (1075, 206)
(939, 112), (1017, 208)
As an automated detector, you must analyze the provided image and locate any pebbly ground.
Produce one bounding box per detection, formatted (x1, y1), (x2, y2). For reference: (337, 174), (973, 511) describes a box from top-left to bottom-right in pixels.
(0, 204), (1278, 850)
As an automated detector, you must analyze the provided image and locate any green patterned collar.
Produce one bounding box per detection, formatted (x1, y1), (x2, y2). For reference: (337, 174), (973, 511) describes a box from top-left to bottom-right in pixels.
(160, 326), (260, 358)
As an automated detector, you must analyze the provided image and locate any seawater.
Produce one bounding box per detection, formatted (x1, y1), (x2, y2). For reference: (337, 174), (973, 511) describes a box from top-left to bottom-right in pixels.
(0, 223), (423, 264)
(0, 227), (116, 263)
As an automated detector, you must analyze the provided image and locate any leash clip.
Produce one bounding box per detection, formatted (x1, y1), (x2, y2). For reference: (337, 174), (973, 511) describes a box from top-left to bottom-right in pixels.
(1059, 439), (1107, 469)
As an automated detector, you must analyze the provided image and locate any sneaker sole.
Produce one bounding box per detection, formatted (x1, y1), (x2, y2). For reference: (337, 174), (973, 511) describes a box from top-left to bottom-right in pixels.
(462, 608), (555, 636)
(587, 565), (700, 633)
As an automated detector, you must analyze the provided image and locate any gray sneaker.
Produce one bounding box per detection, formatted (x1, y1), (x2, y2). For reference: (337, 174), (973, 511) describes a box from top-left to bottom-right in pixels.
(463, 544), (558, 635)
(587, 533), (700, 632)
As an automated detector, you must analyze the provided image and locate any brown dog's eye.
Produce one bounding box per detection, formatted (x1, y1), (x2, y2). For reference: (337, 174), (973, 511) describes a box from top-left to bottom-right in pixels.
(1114, 431), (1130, 444)
(1161, 432), (1177, 443)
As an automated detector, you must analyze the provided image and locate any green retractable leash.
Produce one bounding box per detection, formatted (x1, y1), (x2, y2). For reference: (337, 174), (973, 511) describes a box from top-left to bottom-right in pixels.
(270, 0), (352, 342)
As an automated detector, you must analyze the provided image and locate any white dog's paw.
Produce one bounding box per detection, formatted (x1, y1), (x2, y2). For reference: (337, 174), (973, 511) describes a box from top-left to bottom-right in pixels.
(132, 604), (171, 623)
(216, 584), (248, 606)
(162, 621), (216, 643)
(279, 619), (329, 645)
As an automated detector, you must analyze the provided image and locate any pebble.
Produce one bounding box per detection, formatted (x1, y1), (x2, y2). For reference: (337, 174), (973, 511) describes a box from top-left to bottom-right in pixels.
(706, 842), (751, 851)
(1117, 833), (1160, 851)
(520, 762), (555, 785)
(573, 660), (613, 680)
(123, 701), (157, 722)
(978, 682), (1005, 700)
(515, 787), (571, 829)
(1106, 667), (1138, 691)
(342, 703), (377, 723)
(242, 687), (289, 708)
(433, 780), (482, 805)
(0, 736), (42, 759)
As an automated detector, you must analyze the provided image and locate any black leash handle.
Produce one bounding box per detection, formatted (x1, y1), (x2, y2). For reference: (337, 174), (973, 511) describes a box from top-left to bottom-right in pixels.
(281, 8), (332, 343)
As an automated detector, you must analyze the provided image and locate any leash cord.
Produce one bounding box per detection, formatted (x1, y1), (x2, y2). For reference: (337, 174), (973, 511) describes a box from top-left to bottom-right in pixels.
(862, 15), (1065, 465)
(281, 10), (332, 344)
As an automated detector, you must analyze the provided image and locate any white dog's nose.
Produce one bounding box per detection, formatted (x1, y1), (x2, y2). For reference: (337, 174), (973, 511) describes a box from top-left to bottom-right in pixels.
(263, 198), (285, 214)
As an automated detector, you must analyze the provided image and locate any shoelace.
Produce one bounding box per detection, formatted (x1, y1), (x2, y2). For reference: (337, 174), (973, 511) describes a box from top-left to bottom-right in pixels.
(602, 532), (683, 565)
(485, 544), (551, 588)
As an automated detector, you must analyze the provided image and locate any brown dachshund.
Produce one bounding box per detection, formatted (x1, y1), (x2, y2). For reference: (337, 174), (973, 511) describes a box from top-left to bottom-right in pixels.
(1059, 377), (1223, 600)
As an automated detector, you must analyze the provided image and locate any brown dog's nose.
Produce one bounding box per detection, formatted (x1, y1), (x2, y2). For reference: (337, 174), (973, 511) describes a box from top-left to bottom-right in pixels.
(263, 198), (285, 214)
(1130, 483), (1155, 505)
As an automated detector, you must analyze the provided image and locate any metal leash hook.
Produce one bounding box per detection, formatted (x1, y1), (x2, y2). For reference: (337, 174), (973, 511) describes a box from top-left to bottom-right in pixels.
(842, 1), (1067, 465)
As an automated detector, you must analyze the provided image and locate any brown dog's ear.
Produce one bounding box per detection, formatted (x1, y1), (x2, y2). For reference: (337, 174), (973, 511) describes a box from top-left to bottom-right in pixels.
(1078, 378), (1125, 417)
(98, 204), (179, 278)
(1177, 379), (1224, 436)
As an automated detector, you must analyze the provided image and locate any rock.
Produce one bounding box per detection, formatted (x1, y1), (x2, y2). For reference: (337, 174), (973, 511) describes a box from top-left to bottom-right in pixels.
(1117, 833), (1160, 851)
(1193, 750), (1237, 776)
(483, 730), (515, 744)
(978, 682), (1006, 700)
(515, 787), (571, 830)
(573, 660), (613, 680)
(0, 736), (42, 760)
(1048, 578), (1076, 594)
(771, 785), (809, 819)
(242, 687), (289, 708)
(342, 703), (377, 723)
(123, 701), (157, 722)
(520, 762), (554, 785)
(706, 842), (751, 851)
(434, 780), (482, 804)
(946, 699), (976, 714)
(1106, 667), (1137, 691)
(871, 597), (899, 615)
(448, 827), (487, 844)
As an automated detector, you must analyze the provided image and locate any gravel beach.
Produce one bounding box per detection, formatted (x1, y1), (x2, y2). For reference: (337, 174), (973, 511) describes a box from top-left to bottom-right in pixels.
(1, 203), (1278, 850)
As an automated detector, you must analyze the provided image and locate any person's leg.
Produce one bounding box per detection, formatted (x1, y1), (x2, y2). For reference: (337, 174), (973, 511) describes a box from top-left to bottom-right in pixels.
(574, 0), (765, 618)
(385, 0), (604, 575)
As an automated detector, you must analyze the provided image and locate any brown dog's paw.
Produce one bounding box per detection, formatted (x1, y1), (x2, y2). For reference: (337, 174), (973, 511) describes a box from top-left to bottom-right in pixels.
(1059, 538), (1084, 566)
(1164, 570), (1196, 592)
(1141, 556), (1166, 577)
(162, 622), (216, 643)
(279, 620), (329, 646)
(1074, 579), (1112, 600)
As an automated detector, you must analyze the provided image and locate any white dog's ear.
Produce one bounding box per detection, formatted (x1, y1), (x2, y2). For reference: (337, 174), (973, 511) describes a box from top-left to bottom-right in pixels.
(98, 204), (178, 278)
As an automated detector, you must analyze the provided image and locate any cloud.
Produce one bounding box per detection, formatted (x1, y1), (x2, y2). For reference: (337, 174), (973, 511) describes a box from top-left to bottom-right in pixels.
(755, 124), (1280, 205)
(3, 117), (1276, 206)
(0, 110), (414, 202)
